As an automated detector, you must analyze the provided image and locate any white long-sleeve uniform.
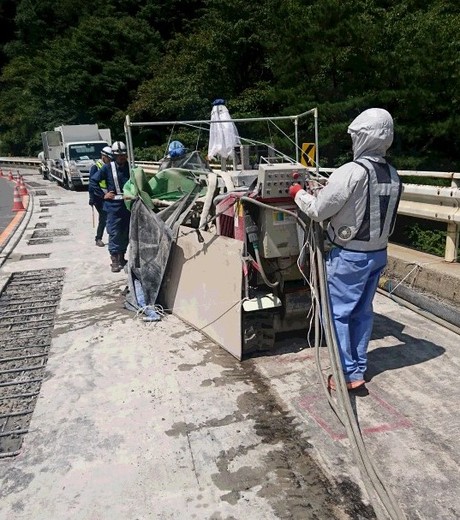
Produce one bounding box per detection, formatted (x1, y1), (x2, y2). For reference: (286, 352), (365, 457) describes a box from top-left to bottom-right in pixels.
(294, 109), (402, 252)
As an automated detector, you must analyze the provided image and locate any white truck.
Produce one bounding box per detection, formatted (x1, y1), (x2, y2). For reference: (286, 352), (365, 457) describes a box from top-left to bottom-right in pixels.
(40, 124), (112, 190)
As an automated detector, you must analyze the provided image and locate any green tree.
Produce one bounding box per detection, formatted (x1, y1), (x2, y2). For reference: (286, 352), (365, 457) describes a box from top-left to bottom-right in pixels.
(0, 14), (162, 154)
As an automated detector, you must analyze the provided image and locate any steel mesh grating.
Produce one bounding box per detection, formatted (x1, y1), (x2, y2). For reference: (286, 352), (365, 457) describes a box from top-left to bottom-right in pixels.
(0, 268), (64, 457)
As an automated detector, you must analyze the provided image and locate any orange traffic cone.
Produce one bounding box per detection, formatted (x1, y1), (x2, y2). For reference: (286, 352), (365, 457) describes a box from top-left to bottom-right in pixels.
(12, 185), (25, 212)
(0, 168), (3, 177)
(18, 177), (28, 196)
(16, 170), (21, 181)
(8, 171), (14, 181)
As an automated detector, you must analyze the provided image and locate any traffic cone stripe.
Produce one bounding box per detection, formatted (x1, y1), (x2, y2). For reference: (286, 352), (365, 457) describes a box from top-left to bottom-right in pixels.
(18, 177), (28, 196)
(12, 185), (25, 212)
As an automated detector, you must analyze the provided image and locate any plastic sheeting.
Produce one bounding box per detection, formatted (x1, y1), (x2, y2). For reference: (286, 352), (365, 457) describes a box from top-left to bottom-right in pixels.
(158, 150), (213, 173)
(207, 103), (241, 161)
(124, 172), (203, 313)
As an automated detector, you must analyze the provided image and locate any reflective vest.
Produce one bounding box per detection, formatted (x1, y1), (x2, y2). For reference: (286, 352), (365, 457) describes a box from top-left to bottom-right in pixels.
(109, 162), (124, 199)
(95, 159), (108, 193)
(331, 158), (402, 252)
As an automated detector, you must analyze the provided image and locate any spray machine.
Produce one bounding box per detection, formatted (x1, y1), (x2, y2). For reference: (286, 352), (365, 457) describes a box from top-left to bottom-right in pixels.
(124, 108), (318, 360)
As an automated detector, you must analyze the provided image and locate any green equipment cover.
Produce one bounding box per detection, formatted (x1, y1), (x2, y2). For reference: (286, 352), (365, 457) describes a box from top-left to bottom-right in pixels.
(124, 166), (207, 211)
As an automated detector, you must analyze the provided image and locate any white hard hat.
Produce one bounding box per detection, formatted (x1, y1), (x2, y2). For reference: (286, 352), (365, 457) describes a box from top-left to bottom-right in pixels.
(101, 146), (113, 158)
(112, 141), (127, 155)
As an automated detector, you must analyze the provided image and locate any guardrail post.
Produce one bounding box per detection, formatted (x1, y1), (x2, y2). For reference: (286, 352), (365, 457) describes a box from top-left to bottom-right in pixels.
(445, 222), (459, 262)
(445, 176), (460, 262)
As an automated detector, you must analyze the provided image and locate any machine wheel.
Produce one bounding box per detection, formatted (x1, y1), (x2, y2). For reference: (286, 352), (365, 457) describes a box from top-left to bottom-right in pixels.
(242, 311), (276, 356)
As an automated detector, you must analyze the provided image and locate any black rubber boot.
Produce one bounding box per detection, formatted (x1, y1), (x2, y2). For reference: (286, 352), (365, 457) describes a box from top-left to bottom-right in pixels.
(118, 253), (127, 268)
(110, 254), (122, 273)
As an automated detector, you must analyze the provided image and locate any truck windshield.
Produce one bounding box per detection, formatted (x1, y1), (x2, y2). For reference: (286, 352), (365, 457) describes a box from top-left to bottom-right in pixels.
(69, 143), (106, 161)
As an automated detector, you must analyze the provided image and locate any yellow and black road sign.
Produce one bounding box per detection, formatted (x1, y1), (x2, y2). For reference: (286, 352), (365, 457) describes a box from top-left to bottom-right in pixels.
(301, 143), (316, 167)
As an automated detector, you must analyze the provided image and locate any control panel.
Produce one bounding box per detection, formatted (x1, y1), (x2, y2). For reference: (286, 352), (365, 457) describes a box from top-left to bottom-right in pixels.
(257, 163), (309, 199)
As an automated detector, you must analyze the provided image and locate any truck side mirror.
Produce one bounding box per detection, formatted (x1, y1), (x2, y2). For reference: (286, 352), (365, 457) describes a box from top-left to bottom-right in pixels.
(60, 152), (65, 159)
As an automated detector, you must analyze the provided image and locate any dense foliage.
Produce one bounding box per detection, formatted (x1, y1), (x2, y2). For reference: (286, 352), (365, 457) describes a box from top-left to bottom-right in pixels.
(1, 0), (459, 172)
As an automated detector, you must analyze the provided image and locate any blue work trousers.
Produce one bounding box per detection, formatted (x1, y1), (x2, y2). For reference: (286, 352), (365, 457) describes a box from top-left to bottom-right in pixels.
(93, 199), (107, 242)
(326, 247), (387, 383)
(105, 203), (131, 255)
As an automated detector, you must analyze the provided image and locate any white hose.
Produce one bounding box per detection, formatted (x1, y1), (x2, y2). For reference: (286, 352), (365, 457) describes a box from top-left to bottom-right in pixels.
(199, 172), (217, 229)
(217, 170), (235, 192)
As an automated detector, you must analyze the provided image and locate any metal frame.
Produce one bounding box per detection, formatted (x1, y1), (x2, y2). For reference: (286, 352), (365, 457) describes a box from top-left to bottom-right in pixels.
(124, 108), (319, 173)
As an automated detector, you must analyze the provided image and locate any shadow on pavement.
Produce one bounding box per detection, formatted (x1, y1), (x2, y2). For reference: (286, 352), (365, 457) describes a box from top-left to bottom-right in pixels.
(367, 312), (445, 380)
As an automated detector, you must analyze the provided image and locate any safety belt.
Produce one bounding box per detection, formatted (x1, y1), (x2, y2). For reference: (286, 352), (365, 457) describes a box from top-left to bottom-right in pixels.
(110, 162), (123, 199)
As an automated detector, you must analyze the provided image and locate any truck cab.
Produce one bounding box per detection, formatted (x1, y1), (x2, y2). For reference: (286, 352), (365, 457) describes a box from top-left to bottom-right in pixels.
(41, 124), (111, 190)
(63, 141), (110, 189)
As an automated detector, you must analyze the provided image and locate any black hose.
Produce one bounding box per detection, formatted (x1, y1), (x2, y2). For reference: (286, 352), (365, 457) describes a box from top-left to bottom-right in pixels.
(379, 277), (460, 331)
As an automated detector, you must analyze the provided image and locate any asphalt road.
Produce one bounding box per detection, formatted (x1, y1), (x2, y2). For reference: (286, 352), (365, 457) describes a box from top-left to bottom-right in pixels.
(0, 177), (14, 235)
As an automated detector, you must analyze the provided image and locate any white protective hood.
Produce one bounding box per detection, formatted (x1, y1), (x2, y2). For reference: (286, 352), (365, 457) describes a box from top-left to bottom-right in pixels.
(348, 108), (394, 161)
(207, 103), (241, 160)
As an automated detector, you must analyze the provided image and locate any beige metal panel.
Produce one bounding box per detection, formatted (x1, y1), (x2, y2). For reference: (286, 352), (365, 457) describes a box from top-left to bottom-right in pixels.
(161, 227), (244, 360)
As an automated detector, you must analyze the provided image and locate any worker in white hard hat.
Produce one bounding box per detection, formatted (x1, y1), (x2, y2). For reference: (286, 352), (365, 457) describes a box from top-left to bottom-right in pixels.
(90, 141), (130, 272)
(89, 145), (113, 247)
(289, 108), (402, 391)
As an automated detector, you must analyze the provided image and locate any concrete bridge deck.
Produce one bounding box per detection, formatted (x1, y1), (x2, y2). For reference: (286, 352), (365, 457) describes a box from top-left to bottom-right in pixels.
(0, 170), (459, 520)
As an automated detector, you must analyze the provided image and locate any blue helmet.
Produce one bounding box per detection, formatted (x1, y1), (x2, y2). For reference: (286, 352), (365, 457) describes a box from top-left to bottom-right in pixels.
(168, 140), (186, 158)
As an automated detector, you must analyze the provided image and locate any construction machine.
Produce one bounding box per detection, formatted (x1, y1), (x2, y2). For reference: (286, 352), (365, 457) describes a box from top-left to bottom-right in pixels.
(123, 108), (319, 360)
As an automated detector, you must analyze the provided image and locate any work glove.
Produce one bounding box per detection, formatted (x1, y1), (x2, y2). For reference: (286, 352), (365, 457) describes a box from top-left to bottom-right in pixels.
(288, 183), (303, 199)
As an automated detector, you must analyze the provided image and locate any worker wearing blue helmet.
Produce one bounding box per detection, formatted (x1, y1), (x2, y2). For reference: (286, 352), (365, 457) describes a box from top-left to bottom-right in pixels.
(290, 108), (402, 390)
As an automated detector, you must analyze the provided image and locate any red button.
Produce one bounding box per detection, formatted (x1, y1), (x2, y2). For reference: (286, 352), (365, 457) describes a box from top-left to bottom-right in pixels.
(292, 171), (300, 179)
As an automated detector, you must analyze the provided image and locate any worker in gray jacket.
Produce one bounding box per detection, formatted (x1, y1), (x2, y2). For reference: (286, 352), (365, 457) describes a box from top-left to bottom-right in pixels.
(289, 108), (402, 390)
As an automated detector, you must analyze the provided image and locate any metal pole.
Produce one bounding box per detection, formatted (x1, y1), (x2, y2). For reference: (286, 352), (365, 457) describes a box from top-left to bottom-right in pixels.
(314, 108), (319, 175)
(294, 117), (299, 163)
(124, 115), (135, 169)
(128, 109), (317, 128)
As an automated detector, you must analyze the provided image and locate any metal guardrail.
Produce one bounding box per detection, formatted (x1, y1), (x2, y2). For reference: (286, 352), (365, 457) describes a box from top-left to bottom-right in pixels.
(0, 157), (41, 167)
(308, 168), (459, 262)
(135, 161), (160, 175)
(2, 157), (459, 262)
